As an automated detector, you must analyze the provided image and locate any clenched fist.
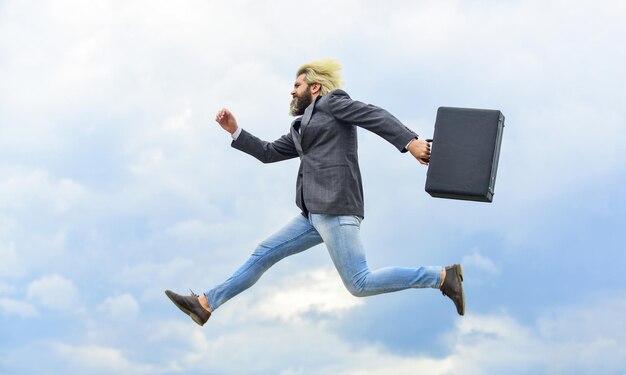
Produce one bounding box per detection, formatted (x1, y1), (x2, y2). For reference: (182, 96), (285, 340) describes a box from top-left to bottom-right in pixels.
(407, 138), (431, 165)
(215, 108), (239, 134)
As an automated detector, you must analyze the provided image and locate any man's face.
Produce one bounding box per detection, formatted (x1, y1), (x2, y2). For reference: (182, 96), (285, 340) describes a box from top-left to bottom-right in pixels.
(289, 74), (313, 116)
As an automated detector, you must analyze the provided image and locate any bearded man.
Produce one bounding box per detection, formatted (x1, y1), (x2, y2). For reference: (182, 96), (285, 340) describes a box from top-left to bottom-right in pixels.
(165, 59), (465, 326)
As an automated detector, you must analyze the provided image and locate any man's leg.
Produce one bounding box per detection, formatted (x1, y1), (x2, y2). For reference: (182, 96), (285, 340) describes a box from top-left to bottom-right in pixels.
(204, 214), (323, 312)
(309, 214), (443, 296)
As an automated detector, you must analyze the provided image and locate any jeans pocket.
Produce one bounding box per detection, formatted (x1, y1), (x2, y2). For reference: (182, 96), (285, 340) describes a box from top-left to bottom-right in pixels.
(338, 215), (361, 227)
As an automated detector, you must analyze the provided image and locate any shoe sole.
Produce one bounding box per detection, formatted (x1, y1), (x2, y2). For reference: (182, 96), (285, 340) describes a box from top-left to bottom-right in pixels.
(455, 264), (464, 282)
(165, 291), (207, 326)
(454, 264), (465, 316)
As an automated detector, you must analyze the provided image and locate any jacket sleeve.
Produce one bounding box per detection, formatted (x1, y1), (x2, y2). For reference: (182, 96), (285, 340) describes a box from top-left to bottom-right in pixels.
(327, 90), (418, 152)
(231, 128), (299, 163)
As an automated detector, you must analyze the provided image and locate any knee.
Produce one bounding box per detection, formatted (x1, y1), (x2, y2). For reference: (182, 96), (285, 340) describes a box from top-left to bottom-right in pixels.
(345, 282), (368, 298)
(342, 271), (372, 297)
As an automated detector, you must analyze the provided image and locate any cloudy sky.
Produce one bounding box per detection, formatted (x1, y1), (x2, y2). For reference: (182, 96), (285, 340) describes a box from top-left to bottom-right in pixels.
(1, 0), (625, 374)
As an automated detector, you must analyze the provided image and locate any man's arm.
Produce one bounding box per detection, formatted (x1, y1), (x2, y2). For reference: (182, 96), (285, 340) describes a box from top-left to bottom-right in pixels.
(215, 108), (298, 163)
(232, 129), (298, 163)
(327, 90), (430, 164)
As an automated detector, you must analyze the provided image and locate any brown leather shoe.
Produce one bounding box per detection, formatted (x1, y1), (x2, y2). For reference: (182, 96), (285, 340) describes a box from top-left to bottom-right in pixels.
(165, 290), (211, 326)
(440, 264), (465, 316)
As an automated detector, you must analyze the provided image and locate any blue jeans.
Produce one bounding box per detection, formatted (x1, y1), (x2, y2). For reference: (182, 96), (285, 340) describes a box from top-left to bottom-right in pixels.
(205, 214), (443, 311)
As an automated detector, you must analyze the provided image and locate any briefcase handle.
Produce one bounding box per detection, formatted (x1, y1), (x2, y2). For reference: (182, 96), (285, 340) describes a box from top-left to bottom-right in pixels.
(422, 138), (433, 163)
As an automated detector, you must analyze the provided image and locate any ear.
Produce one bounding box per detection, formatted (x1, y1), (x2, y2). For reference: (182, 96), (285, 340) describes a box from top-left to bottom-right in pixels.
(311, 83), (321, 95)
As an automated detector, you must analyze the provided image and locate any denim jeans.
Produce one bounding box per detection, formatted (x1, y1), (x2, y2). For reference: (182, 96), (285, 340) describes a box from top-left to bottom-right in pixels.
(205, 213), (443, 311)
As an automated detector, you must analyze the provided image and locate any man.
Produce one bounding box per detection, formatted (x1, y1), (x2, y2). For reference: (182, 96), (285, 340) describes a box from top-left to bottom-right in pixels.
(165, 59), (464, 326)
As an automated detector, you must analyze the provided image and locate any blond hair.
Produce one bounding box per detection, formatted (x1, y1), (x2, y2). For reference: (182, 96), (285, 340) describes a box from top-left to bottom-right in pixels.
(296, 58), (343, 96)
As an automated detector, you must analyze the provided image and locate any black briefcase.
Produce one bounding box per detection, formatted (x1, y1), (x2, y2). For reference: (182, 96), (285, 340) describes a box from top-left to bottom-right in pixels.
(425, 107), (505, 202)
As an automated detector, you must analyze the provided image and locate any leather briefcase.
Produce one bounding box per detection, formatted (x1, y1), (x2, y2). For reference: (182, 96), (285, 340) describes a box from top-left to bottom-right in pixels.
(425, 107), (505, 202)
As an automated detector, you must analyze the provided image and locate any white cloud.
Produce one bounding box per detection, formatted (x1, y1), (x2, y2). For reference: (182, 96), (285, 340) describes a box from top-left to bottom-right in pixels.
(0, 167), (88, 215)
(255, 267), (364, 323)
(0, 241), (22, 277)
(0, 281), (15, 294)
(27, 274), (78, 311)
(442, 314), (545, 374)
(144, 292), (626, 375)
(0, 215), (17, 237)
(117, 257), (198, 293)
(463, 250), (498, 273)
(462, 249), (500, 285)
(98, 293), (140, 320)
(0, 0), (624, 374)
(164, 219), (212, 243)
(53, 343), (163, 375)
(335, 295), (626, 375)
(535, 294), (626, 374)
(145, 320), (213, 369)
(0, 298), (39, 318)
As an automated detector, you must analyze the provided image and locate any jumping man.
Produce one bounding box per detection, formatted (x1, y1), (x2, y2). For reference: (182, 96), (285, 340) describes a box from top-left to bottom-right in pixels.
(165, 59), (465, 326)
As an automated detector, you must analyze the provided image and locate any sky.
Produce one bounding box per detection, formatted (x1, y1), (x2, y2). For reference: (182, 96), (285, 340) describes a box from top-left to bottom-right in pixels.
(0, 0), (625, 374)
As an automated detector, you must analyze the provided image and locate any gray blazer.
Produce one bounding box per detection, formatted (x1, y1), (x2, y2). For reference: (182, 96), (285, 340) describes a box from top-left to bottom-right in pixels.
(232, 89), (418, 218)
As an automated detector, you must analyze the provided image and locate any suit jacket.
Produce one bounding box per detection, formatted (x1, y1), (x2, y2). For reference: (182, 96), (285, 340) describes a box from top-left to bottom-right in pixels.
(232, 89), (418, 218)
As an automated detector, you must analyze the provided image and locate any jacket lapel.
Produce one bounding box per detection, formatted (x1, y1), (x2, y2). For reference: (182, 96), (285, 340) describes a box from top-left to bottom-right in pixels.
(291, 118), (303, 155)
(299, 96), (319, 137)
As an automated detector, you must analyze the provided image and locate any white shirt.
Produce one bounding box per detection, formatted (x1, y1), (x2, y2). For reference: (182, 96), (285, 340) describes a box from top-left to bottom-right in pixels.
(231, 127), (242, 141)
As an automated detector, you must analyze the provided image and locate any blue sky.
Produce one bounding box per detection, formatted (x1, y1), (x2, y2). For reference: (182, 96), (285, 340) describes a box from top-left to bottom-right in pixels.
(1, 0), (625, 374)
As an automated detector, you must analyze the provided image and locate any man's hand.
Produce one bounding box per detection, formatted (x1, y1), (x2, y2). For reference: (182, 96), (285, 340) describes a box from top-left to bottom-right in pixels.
(407, 138), (431, 165)
(215, 108), (239, 134)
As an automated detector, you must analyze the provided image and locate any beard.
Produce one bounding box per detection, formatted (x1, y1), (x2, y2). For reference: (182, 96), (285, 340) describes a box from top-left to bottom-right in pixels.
(289, 86), (313, 116)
